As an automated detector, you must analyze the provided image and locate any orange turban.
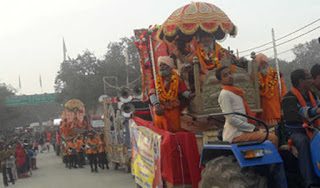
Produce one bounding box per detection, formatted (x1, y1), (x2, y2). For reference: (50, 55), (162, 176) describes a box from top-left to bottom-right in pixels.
(158, 56), (175, 69)
(255, 53), (269, 67)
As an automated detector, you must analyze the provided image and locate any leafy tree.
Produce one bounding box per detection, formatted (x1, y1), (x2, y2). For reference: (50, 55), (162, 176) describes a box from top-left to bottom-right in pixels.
(291, 39), (320, 71)
(268, 38), (320, 88)
(55, 37), (141, 113)
(55, 50), (103, 112)
(0, 83), (18, 129)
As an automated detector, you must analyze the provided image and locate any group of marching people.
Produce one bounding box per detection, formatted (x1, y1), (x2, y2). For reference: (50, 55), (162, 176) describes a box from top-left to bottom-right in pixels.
(0, 137), (38, 187)
(62, 132), (109, 173)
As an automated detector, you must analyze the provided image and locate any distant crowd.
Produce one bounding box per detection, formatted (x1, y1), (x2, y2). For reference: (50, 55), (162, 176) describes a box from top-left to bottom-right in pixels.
(0, 131), (55, 187)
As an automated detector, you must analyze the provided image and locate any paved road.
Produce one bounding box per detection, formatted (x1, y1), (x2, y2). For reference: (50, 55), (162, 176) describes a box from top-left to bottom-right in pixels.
(1, 150), (135, 188)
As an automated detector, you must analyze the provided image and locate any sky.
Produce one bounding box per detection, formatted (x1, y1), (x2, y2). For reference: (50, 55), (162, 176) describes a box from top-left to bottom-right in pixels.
(0, 0), (319, 95)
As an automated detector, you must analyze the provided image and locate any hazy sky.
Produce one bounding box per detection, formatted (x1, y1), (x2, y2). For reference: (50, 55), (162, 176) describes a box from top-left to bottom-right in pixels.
(1, 0), (319, 95)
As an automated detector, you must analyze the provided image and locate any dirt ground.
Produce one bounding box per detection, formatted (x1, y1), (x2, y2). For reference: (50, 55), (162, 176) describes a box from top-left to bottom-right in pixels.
(0, 148), (135, 188)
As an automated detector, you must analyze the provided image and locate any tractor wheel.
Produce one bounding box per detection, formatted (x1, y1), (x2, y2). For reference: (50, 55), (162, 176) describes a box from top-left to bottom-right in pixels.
(199, 156), (267, 188)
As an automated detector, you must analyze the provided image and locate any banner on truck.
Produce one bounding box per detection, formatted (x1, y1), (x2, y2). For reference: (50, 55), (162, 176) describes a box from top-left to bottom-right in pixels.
(130, 119), (162, 188)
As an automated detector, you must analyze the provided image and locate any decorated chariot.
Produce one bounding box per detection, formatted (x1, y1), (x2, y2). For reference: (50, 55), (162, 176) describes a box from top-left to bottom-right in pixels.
(131, 2), (265, 188)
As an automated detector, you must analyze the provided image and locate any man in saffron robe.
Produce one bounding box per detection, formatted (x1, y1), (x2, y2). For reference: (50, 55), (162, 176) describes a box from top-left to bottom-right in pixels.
(255, 53), (287, 126)
(182, 33), (230, 88)
(149, 56), (195, 133)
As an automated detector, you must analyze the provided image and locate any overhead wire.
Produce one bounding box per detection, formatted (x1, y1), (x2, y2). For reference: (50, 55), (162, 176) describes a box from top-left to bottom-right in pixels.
(239, 17), (320, 54)
(242, 25), (320, 57)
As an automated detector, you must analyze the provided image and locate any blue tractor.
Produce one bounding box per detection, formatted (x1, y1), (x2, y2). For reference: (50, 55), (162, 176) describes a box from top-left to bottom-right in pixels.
(199, 112), (320, 188)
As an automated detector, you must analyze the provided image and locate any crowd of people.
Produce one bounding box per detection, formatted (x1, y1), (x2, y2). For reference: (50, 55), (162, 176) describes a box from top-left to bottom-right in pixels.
(61, 131), (109, 173)
(0, 137), (38, 187)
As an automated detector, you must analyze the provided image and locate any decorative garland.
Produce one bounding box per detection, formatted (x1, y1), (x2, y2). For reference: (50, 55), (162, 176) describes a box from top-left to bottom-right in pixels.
(138, 50), (146, 102)
(197, 43), (221, 70)
(258, 67), (278, 98)
(156, 71), (179, 101)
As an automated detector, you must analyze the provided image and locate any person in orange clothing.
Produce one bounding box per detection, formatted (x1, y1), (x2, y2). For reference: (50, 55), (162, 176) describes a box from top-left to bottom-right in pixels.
(62, 141), (69, 168)
(66, 139), (77, 169)
(97, 134), (109, 170)
(86, 133), (98, 172)
(71, 117), (83, 129)
(177, 32), (230, 88)
(75, 135), (85, 168)
(254, 53), (287, 126)
(149, 56), (195, 133)
(61, 119), (71, 137)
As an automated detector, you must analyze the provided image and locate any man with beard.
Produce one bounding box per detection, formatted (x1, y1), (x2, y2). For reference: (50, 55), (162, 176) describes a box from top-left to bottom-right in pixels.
(149, 56), (195, 132)
(186, 32), (229, 87)
(255, 53), (287, 126)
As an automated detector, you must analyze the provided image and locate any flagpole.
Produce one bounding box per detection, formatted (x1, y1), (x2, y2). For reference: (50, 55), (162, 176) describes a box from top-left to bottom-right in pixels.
(40, 74), (43, 93)
(19, 75), (21, 89)
(63, 37), (67, 62)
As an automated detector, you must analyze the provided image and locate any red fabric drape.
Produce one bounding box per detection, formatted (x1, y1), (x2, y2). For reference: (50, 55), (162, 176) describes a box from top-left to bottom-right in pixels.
(133, 114), (201, 188)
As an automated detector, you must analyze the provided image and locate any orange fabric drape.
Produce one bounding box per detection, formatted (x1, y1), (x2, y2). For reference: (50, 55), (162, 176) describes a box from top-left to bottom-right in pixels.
(154, 107), (186, 133)
(222, 85), (254, 119)
(291, 87), (320, 136)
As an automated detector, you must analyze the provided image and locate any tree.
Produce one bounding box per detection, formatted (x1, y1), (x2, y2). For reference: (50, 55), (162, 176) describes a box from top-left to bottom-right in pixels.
(291, 39), (320, 71)
(55, 36), (141, 113)
(55, 50), (103, 112)
(268, 38), (320, 88)
(0, 83), (18, 129)
(97, 36), (141, 96)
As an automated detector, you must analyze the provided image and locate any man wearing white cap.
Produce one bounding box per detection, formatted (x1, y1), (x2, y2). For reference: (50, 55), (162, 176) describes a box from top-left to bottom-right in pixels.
(149, 56), (195, 132)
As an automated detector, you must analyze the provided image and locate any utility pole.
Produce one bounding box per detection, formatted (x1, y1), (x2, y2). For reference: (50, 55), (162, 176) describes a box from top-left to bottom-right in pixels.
(271, 28), (282, 96)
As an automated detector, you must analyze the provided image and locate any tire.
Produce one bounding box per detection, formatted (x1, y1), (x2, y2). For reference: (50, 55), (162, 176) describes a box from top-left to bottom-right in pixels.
(199, 156), (267, 188)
